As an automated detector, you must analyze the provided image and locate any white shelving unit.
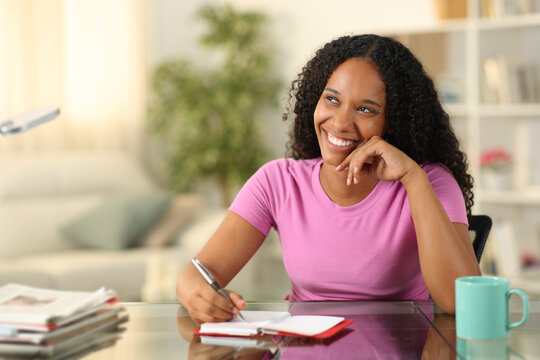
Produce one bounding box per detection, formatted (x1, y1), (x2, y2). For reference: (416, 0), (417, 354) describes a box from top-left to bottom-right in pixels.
(380, 0), (540, 293)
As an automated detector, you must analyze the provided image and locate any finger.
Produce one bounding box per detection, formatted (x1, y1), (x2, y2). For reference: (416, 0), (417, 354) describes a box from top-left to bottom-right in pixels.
(347, 142), (380, 184)
(337, 153), (362, 185)
(346, 152), (369, 185)
(202, 287), (238, 316)
(347, 165), (357, 186)
(352, 166), (359, 185)
(227, 291), (247, 309)
(335, 162), (346, 171)
(349, 155), (377, 184)
(189, 286), (237, 322)
(190, 299), (234, 324)
(336, 155), (352, 172)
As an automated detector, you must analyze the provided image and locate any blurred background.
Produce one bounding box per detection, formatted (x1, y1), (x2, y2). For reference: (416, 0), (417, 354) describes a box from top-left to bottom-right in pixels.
(1, 0), (540, 301)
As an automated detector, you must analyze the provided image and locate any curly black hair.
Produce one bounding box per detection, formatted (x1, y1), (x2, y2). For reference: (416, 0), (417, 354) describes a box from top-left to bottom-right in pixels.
(283, 34), (474, 214)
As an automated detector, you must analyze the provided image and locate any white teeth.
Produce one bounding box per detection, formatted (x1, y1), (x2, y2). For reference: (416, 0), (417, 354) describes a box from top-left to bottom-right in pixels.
(327, 132), (354, 147)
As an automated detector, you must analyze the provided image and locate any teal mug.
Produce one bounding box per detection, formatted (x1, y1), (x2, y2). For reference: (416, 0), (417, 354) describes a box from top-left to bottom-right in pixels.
(455, 276), (529, 340)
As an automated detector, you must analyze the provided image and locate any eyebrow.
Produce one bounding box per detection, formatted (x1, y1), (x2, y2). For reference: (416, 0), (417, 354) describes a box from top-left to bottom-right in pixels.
(324, 87), (382, 108)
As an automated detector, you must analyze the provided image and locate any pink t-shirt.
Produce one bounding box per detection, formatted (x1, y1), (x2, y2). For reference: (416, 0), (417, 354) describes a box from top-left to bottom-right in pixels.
(229, 158), (468, 302)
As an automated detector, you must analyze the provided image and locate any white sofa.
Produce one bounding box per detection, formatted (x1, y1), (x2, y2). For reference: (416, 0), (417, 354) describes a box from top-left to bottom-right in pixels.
(0, 152), (207, 301)
(0, 151), (290, 302)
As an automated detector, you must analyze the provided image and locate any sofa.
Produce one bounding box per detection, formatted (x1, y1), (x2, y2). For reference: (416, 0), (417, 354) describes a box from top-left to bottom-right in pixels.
(0, 152), (205, 301)
(0, 152), (290, 301)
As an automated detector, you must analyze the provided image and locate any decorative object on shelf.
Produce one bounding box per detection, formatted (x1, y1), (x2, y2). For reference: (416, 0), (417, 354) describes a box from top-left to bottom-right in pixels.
(147, 4), (282, 207)
(433, 0), (467, 20)
(482, 56), (540, 104)
(480, 147), (513, 190)
(439, 74), (463, 104)
(480, 0), (534, 18)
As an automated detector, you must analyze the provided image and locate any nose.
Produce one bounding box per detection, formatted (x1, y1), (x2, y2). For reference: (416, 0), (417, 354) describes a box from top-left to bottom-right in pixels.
(331, 107), (355, 130)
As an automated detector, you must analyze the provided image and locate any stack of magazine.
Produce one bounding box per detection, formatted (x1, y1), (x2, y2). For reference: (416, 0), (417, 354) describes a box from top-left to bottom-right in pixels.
(0, 283), (128, 358)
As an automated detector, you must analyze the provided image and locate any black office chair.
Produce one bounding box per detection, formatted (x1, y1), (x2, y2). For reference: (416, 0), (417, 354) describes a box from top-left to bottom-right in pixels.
(468, 215), (493, 262)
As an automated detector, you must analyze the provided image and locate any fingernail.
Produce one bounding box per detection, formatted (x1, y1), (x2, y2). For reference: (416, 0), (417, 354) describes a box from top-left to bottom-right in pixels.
(354, 166), (358, 174)
(336, 165), (341, 171)
(354, 177), (358, 184)
(347, 177), (351, 186)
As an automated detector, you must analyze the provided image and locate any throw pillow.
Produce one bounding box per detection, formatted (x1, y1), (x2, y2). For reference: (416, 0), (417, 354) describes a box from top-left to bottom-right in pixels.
(61, 191), (172, 250)
(139, 194), (204, 247)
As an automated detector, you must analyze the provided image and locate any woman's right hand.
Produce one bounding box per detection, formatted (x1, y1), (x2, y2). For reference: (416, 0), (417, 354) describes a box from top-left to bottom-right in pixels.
(181, 279), (246, 324)
(176, 211), (265, 324)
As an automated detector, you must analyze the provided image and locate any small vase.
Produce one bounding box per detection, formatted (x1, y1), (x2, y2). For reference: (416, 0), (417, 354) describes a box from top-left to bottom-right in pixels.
(482, 169), (513, 191)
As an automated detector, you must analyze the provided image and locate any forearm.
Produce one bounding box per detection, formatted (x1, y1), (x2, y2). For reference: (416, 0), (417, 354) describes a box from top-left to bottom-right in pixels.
(175, 212), (264, 322)
(401, 167), (481, 313)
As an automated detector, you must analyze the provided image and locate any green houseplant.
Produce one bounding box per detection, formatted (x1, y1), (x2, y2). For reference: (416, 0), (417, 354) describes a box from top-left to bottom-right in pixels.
(148, 4), (281, 206)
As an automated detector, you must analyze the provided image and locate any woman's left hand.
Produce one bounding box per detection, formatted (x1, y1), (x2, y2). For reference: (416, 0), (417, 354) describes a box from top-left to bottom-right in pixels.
(336, 136), (419, 185)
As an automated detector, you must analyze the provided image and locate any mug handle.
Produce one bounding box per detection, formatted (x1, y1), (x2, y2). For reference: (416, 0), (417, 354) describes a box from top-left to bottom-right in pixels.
(507, 288), (530, 329)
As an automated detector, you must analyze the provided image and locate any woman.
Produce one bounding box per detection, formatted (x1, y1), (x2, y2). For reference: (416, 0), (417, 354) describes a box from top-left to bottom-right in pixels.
(176, 34), (480, 323)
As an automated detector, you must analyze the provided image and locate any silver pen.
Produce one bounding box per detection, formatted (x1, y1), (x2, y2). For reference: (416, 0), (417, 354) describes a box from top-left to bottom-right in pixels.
(191, 258), (245, 321)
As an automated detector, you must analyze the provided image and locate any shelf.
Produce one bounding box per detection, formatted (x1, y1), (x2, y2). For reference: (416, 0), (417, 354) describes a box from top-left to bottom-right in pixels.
(444, 103), (469, 117)
(382, 13), (540, 35)
(375, 0), (540, 289)
(479, 104), (540, 117)
(380, 19), (468, 36)
(479, 190), (540, 205)
(477, 12), (540, 30)
(442, 104), (540, 118)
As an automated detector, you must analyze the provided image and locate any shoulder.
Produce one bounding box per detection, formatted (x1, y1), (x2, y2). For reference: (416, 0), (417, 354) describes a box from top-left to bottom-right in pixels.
(260, 157), (321, 170)
(257, 157), (321, 179)
(420, 162), (467, 222)
(244, 157), (321, 197)
(420, 163), (457, 185)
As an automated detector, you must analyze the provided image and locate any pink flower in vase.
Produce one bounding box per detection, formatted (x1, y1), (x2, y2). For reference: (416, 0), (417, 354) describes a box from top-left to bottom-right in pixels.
(480, 147), (512, 172)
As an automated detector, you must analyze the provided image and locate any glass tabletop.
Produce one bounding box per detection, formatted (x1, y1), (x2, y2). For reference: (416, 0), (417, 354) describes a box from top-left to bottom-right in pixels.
(416, 300), (540, 360)
(81, 301), (455, 360)
(14, 299), (534, 359)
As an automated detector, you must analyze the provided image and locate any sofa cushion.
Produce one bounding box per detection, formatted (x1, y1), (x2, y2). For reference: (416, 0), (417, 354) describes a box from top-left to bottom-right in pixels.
(175, 209), (228, 255)
(138, 194), (204, 247)
(0, 247), (194, 301)
(0, 194), (104, 258)
(60, 191), (172, 250)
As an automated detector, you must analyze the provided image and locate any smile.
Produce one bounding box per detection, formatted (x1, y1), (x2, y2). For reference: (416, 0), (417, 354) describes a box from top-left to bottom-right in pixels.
(326, 130), (356, 147)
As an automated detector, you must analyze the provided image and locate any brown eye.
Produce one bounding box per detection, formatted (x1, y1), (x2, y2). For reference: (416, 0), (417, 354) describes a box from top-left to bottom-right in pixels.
(325, 95), (338, 103)
(358, 106), (373, 113)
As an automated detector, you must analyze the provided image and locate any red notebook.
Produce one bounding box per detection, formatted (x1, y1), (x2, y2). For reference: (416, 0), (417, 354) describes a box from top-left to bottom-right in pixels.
(194, 311), (354, 338)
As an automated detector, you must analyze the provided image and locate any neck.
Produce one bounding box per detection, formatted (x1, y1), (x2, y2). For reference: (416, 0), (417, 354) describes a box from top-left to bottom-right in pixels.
(319, 162), (378, 206)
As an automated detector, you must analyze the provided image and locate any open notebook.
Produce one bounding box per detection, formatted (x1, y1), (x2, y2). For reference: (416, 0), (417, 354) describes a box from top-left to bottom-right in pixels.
(195, 311), (353, 338)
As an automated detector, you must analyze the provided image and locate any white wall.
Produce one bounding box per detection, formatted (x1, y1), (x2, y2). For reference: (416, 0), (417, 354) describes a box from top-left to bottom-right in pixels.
(145, 0), (440, 157)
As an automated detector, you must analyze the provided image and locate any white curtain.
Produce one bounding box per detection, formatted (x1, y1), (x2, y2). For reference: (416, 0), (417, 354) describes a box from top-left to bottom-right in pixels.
(0, 0), (146, 156)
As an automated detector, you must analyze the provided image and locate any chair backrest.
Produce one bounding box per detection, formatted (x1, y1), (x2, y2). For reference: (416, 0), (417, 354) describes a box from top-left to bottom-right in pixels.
(468, 215), (493, 262)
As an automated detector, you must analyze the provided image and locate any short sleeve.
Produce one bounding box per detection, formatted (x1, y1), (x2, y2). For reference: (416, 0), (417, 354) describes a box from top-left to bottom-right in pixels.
(229, 162), (277, 236)
(423, 164), (468, 226)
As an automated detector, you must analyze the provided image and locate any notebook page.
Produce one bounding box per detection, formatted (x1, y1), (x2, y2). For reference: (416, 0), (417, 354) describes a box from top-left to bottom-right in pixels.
(199, 311), (291, 335)
(231, 311), (290, 323)
(263, 315), (345, 336)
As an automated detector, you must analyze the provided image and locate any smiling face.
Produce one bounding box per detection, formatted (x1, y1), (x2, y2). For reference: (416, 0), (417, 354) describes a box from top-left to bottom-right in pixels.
(314, 58), (387, 167)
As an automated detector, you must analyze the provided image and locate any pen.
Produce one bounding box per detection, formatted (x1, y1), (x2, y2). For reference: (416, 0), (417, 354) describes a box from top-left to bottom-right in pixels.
(191, 258), (245, 321)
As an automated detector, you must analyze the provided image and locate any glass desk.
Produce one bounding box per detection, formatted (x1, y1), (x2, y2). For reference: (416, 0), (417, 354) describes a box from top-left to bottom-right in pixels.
(416, 300), (540, 360)
(53, 300), (540, 359)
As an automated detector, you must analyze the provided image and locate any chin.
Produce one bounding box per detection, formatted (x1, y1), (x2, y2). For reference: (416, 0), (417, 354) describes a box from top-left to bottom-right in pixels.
(321, 153), (347, 167)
